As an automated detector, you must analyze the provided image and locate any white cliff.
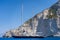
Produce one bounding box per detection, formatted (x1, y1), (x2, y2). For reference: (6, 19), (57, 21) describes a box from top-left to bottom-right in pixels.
(3, 0), (60, 37)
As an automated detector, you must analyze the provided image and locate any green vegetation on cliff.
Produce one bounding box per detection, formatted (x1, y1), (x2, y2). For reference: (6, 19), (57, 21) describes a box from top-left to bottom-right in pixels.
(47, 6), (57, 19)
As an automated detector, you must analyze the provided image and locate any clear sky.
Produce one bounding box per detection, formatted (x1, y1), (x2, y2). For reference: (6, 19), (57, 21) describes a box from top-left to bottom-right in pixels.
(0, 0), (57, 37)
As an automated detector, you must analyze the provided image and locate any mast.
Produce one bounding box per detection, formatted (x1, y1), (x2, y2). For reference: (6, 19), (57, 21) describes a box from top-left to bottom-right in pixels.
(21, 1), (23, 25)
(32, 5), (35, 35)
(32, 8), (34, 35)
(32, 6), (36, 36)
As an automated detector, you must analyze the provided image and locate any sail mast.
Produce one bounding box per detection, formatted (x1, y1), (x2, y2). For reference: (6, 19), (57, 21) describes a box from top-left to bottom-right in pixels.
(21, 1), (23, 25)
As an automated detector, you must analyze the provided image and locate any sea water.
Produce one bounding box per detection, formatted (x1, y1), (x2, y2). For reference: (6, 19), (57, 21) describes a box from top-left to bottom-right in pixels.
(0, 37), (60, 40)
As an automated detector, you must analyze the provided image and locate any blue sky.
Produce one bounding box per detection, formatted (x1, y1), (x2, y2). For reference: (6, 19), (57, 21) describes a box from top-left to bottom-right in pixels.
(0, 0), (57, 37)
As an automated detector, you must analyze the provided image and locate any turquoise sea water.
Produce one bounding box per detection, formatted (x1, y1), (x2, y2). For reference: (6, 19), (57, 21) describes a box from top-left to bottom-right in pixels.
(0, 37), (60, 40)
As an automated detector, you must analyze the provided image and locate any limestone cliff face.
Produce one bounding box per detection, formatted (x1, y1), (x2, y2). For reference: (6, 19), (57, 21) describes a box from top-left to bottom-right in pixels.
(3, 0), (60, 37)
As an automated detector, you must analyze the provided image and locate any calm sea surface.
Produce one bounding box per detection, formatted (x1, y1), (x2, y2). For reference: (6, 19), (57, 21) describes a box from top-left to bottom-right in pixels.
(0, 37), (60, 40)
